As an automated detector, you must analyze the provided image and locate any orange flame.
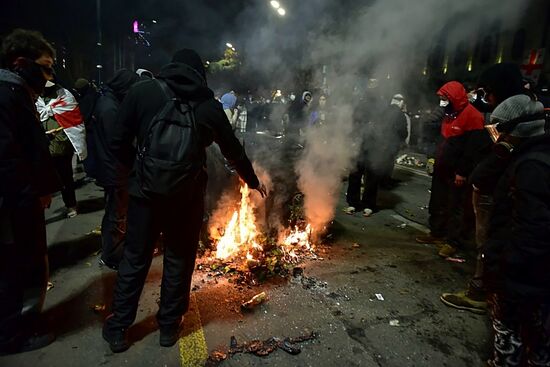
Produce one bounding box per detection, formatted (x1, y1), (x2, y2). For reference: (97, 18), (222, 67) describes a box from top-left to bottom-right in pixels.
(215, 184), (259, 260)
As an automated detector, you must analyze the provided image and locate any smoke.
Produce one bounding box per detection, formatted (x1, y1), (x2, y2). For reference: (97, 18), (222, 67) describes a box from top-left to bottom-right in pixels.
(230, 0), (528, 230)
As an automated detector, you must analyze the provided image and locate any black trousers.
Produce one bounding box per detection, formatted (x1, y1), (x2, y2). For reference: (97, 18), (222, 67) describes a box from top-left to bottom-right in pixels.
(346, 162), (383, 211)
(101, 185), (129, 267)
(427, 171), (468, 245)
(0, 199), (48, 348)
(105, 179), (205, 332)
(52, 154), (77, 208)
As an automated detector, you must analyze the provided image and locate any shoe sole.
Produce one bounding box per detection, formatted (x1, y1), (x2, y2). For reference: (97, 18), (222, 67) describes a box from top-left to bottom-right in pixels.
(439, 295), (486, 315)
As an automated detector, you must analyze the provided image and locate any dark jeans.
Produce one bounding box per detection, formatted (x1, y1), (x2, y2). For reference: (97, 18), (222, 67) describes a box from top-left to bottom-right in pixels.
(488, 294), (550, 366)
(105, 178), (205, 333)
(346, 162), (382, 211)
(52, 154), (77, 208)
(0, 199), (48, 348)
(101, 185), (129, 267)
(469, 190), (493, 296)
(428, 172), (468, 246)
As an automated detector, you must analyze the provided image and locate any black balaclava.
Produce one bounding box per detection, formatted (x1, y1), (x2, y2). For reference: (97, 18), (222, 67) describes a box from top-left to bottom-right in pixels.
(12, 57), (48, 95)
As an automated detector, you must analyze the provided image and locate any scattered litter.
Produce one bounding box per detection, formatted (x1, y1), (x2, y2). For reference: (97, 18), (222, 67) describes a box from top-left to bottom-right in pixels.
(375, 293), (385, 301)
(205, 332), (317, 366)
(352, 243), (361, 248)
(396, 154), (426, 168)
(85, 262), (92, 267)
(397, 223), (407, 229)
(91, 304), (106, 313)
(292, 267), (304, 278)
(389, 319), (400, 326)
(47, 282), (54, 291)
(88, 226), (102, 236)
(446, 257), (466, 263)
(420, 205), (428, 210)
(241, 291), (268, 311)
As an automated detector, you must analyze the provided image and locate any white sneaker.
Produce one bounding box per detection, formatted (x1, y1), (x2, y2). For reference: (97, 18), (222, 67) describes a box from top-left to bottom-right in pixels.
(362, 208), (373, 217)
(66, 207), (78, 218)
(343, 206), (356, 215)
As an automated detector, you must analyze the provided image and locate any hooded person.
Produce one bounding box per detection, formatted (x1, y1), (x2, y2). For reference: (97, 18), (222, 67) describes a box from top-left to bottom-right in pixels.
(416, 81), (484, 258)
(440, 64), (530, 315)
(103, 48), (266, 353)
(92, 69), (140, 270)
(135, 68), (153, 80)
(220, 91), (238, 128)
(481, 95), (550, 366)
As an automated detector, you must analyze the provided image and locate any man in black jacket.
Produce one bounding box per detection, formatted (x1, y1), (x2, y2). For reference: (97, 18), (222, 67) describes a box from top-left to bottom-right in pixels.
(93, 69), (140, 269)
(481, 95), (550, 366)
(102, 49), (266, 352)
(0, 29), (60, 355)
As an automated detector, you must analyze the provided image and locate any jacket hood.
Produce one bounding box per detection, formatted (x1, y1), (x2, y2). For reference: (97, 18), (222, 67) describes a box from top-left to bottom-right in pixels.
(157, 62), (214, 102)
(106, 69), (140, 101)
(0, 69), (26, 86)
(438, 81), (468, 113)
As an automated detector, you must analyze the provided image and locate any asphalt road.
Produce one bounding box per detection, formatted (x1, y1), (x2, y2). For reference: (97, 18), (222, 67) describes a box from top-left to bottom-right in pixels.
(0, 164), (491, 367)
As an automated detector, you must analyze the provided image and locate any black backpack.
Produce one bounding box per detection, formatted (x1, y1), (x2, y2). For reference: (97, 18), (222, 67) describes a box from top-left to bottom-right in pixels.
(136, 79), (205, 196)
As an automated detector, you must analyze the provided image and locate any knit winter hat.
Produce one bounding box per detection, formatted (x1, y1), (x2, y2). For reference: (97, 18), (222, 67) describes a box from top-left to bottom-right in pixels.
(490, 94), (546, 138)
(172, 48), (206, 79)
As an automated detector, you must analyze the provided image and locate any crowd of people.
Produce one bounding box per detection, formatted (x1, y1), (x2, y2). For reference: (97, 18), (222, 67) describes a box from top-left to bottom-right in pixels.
(0, 27), (549, 366)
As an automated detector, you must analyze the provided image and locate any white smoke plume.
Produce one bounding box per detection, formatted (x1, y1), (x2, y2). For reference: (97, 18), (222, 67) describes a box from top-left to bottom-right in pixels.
(232, 0), (529, 230)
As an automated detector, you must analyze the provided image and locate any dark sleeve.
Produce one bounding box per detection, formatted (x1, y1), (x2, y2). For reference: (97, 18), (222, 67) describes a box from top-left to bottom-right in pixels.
(110, 89), (139, 169)
(455, 129), (491, 177)
(200, 100), (259, 188)
(469, 151), (511, 193)
(0, 93), (24, 197)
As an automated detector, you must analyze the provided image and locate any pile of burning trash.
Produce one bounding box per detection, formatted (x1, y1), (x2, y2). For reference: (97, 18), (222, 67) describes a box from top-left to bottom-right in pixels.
(395, 153), (426, 168)
(199, 184), (318, 283)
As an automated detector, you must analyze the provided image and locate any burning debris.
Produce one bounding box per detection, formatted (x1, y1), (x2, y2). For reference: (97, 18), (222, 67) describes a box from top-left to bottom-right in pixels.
(205, 332), (318, 366)
(202, 182), (318, 283)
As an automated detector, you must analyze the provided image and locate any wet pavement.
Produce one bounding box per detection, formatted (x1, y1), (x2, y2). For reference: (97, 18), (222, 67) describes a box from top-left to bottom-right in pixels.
(0, 165), (491, 367)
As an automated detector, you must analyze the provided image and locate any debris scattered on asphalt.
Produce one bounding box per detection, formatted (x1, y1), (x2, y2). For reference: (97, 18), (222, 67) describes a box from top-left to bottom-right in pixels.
(292, 267), (304, 278)
(375, 293), (385, 301)
(352, 243), (361, 248)
(241, 291), (268, 311)
(446, 257), (466, 263)
(205, 332), (318, 366)
(397, 223), (407, 229)
(389, 319), (400, 326)
(47, 281), (54, 291)
(420, 205), (428, 210)
(396, 154), (426, 168)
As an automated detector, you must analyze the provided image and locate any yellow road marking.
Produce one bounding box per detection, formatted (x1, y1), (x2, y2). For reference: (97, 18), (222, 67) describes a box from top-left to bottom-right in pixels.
(179, 293), (208, 366)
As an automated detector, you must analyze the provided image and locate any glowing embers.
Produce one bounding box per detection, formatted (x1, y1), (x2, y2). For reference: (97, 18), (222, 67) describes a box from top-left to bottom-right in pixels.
(210, 184), (315, 275)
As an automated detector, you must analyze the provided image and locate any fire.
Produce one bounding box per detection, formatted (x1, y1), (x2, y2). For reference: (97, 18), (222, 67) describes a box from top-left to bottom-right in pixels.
(211, 183), (315, 266)
(214, 184), (260, 260)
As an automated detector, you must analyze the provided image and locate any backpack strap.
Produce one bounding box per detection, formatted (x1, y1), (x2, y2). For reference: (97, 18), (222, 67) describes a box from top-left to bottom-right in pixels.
(155, 79), (200, 134)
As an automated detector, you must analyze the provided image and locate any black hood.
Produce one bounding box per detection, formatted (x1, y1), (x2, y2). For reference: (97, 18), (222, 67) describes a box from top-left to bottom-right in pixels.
(106, 69), (140, 101)
(157, 62), (214, 102)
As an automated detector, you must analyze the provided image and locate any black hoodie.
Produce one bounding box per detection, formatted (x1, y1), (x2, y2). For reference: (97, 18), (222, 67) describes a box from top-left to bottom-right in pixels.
(110, 62), (259, 198)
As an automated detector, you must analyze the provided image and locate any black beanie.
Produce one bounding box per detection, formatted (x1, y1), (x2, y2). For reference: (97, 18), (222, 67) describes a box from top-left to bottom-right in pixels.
(172, 48), (206, 79)
(477, 63), (524, 104)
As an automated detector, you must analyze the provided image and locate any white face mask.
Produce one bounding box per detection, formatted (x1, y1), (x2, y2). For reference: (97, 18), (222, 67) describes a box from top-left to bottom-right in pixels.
(439, 100), (450, 108)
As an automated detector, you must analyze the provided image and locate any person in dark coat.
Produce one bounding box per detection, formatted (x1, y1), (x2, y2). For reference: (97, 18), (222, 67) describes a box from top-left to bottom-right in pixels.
(416, 81), (484, 258)
(93, 69), (140, 269)
(73, 78), (100, 180)
(345, 92), (407, 216)
(440, 63), (526, 314)
(481, 95), (550, 367)
(0, 29), (60, 355)
(102, 49), (266, 353)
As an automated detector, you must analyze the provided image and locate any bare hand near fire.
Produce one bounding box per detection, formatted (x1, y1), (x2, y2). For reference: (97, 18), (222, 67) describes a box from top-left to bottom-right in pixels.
(255, 182), (268, 198)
